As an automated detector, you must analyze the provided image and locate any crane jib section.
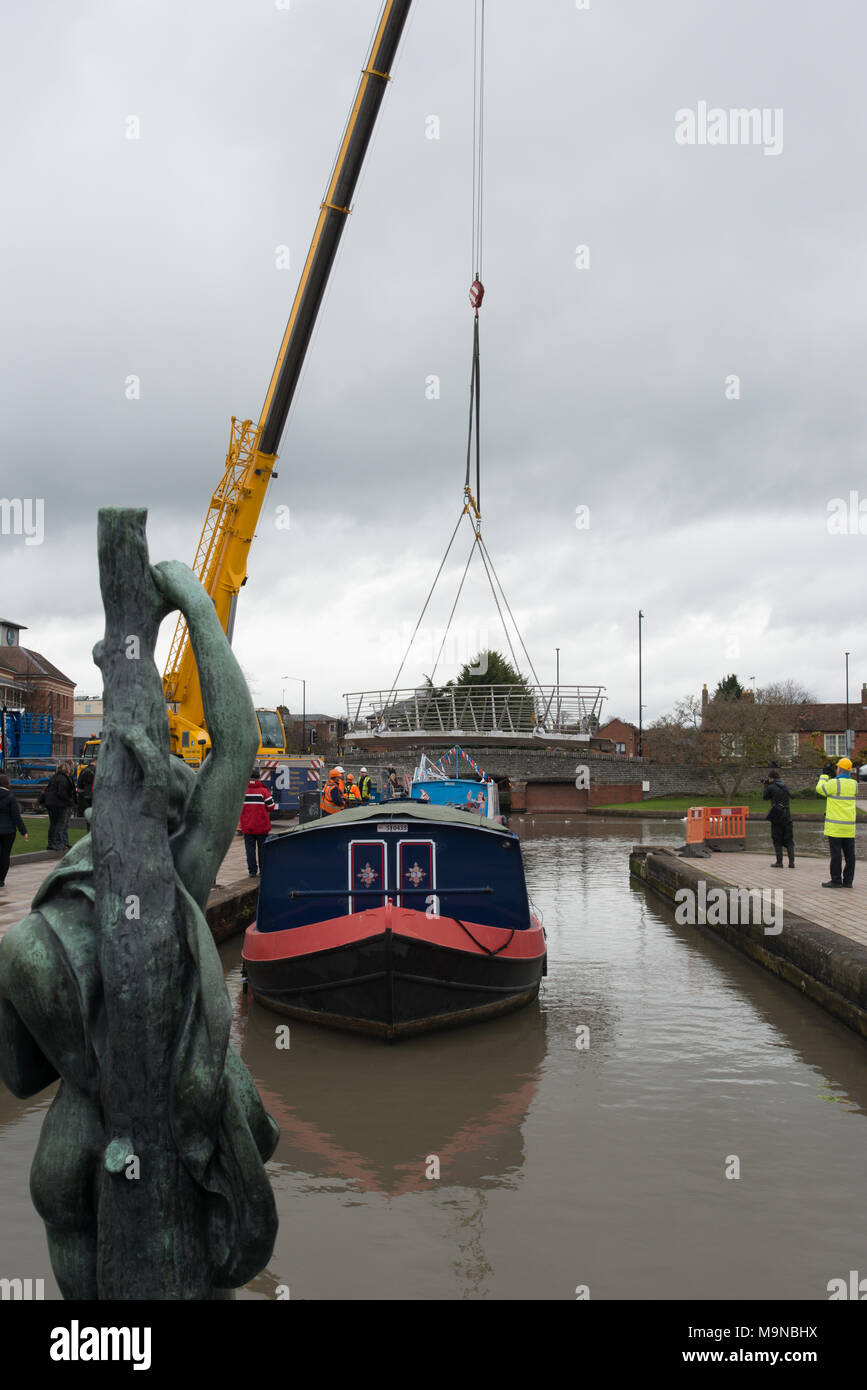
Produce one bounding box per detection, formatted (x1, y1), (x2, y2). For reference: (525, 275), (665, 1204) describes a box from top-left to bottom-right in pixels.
(161, 0), (413, 749)
(258, 0), (413, 457)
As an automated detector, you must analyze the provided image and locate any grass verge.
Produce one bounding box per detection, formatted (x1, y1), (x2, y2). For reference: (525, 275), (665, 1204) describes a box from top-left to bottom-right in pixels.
(12, 817), (89, 856)
(602, 795), (866, 816)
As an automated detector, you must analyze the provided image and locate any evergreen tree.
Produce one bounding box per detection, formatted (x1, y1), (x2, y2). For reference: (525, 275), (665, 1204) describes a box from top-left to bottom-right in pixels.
(453, 650), (535, 731)
(455, 650), (528, 687)
(714, 673), (744, 701)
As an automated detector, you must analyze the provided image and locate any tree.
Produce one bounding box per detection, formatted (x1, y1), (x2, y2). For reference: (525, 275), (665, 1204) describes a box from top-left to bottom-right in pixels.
(756, 679), (822, 768)
(415, 673), (457, 732)
(650, 690), (790, 797)
(650, 676), (828, 793)
(757, 679), (816, 706)
(455, 650), (527, 687)
(700, 691), (790, 793)
(647, 695), (703, 767)
(453, 649), (536, 733)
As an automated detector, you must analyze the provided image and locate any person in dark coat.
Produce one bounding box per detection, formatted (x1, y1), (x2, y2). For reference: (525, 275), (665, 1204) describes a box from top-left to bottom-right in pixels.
(763, 769), (795, 868)
(239, 766), (276, 876)
(0, 773), (28, 886)
(76, 763), (95, 817)
(40, 762), (76, 851)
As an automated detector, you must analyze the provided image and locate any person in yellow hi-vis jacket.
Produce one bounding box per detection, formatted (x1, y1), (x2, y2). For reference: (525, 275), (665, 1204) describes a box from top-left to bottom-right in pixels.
(816, 757), (858, 887)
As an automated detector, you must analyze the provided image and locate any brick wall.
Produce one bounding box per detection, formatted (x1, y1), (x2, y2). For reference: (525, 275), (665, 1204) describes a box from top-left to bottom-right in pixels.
(520, 782), (642, 813)
(597, 719), (640, 757)
(342, 748), (813, 800)
(28, 678), (74, 759)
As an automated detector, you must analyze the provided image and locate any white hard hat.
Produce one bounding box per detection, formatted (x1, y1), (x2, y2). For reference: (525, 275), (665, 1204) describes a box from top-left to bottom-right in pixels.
(336, 765), (345, 774)
(360, 766), (367, 773)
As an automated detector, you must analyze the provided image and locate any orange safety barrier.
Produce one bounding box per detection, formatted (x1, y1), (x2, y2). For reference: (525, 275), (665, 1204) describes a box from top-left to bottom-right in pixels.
(685, 806), (706, 844)
(704, 806), (749, 840)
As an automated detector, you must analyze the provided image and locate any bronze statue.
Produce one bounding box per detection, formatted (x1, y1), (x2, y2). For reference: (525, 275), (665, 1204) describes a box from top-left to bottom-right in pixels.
(0, 509), (278, 1299)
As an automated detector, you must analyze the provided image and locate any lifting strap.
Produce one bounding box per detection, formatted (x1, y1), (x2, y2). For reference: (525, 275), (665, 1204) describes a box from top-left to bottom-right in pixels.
(387, 0), (541, 700)
(464, 312), (482, 520)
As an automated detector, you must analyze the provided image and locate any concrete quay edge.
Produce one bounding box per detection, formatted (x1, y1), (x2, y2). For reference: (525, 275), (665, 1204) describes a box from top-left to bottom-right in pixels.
(629, 846), (867, 1041)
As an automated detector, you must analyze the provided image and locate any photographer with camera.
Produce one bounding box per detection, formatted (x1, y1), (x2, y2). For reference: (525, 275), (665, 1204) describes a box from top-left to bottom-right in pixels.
(762, 769), (795, 868)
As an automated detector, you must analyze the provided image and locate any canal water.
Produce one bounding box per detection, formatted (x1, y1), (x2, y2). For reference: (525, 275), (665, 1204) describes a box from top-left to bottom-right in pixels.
(1, 817), (865, 1300)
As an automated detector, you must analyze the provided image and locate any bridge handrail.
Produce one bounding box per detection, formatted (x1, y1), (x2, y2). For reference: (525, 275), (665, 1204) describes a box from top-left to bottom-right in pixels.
(342, 684), (606, 736)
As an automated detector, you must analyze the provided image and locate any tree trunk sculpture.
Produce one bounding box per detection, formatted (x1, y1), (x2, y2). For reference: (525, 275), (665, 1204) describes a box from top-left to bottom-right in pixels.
(0, 508), (278, 1298)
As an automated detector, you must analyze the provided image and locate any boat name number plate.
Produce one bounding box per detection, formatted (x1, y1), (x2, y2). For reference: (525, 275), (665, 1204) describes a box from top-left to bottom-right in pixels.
(376, 823), (408, 832)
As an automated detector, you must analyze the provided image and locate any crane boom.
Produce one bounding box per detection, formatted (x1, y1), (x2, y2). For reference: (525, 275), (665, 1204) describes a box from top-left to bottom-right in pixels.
(162, 0), (413, 759)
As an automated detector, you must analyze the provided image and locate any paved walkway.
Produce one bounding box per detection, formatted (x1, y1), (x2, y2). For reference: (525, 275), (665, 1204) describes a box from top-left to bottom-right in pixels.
(0, 833), (254, 943)
(700, 850), (867, 951)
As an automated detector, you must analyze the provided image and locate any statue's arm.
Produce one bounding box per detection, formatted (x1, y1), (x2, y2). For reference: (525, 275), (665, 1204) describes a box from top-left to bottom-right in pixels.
(224, 1044), (280, 1161)
(0, 999), (58, 1096)
(153, 562), (260, 906)
(0, 921), (61, 1097)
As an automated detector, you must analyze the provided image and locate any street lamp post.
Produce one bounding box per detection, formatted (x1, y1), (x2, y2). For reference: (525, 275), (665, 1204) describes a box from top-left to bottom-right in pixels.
(638, 610), (644, 757)
(555, 647), (560, 730)
(845, 651), (850, 753)
(282, 674), (307, 754)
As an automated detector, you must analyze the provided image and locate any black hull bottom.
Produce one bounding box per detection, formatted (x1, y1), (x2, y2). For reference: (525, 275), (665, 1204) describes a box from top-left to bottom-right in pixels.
(249, 982), (541, 1040)
(245, 930), (545, 1041)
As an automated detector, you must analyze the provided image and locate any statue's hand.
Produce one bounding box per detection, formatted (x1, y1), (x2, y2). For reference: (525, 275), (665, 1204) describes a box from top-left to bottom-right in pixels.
(151, 561), (207, 621)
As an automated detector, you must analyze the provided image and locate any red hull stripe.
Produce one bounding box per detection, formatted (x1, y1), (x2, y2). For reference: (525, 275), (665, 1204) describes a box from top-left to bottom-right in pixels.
(243, 904), (545, 962)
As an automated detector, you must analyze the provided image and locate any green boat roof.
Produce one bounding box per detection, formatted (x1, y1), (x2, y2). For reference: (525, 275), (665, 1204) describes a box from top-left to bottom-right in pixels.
(278, 800), (514, 840)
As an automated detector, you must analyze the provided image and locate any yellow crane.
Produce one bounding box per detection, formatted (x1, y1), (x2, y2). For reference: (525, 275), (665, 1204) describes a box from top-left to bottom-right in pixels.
(158, 0), (414, 765)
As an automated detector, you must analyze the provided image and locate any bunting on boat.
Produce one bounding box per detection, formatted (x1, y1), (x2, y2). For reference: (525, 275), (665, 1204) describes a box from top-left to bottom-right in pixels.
(427, 745), (488, 781)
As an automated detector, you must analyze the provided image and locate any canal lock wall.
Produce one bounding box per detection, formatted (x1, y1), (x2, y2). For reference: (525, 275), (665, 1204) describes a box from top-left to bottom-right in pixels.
(630, 846), (867, 1042)
(344, 750), (795, 813)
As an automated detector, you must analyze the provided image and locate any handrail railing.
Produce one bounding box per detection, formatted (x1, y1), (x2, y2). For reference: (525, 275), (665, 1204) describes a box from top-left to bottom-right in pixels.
(343, 684), (606, 737)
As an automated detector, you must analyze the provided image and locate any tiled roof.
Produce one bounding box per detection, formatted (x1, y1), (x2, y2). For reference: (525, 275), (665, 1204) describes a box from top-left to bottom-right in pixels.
(784, 703), (867, 733)
(0, 646), (73, 686)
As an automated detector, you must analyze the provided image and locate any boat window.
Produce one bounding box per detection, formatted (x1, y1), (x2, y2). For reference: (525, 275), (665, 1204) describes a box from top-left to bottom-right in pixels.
(397, 840), (436, 907)
(348, 839), (388, 914)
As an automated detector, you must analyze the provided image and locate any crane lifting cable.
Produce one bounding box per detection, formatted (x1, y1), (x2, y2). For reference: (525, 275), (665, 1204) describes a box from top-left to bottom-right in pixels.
(388, 0), (541, 698)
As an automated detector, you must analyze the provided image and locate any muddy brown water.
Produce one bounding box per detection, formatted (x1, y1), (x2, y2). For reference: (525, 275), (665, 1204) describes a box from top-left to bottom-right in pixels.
(1, 817), (865, 1300)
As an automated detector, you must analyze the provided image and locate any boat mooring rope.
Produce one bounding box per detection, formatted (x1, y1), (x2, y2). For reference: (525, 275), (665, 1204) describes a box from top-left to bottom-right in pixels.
(452, 916), (516, 958)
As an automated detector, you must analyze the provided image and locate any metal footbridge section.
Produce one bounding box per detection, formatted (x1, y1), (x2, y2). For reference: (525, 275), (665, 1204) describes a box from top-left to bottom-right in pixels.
(343, 684), (606, 747)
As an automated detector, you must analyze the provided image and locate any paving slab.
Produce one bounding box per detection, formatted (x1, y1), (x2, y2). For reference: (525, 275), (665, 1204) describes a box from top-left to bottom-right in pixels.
(699, 850), (867, 952)
(0, 832), (261, 944)
(630, 844), (867, 1041)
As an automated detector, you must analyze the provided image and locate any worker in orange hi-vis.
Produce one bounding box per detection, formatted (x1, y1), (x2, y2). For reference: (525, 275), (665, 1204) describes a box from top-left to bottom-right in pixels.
(320, 768), (345, 816)
(344, 773), (362, 803)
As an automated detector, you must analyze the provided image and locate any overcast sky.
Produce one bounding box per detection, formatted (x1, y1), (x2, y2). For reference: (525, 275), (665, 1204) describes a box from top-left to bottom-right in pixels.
(3, 0), (866, 726)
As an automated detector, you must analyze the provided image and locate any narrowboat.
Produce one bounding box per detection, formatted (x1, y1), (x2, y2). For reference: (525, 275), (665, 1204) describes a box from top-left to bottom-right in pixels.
(242, 795), (545, 1041)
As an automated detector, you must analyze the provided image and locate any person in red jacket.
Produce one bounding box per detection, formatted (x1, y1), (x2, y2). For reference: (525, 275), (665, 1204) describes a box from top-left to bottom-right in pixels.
(240, 767), (276, 877)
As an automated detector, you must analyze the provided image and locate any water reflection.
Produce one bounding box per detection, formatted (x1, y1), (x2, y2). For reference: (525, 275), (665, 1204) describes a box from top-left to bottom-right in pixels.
(1, 817), (865, 1300)
(225, 947), (546, 1197)
(0, 1081), (55, 1141)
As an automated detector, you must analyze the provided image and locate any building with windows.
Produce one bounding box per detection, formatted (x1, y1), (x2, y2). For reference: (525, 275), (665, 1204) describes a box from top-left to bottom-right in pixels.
(0, 620), (75, 758)
(700, 682), (867, 762)
(277, 709), (343, 755)
(597, 718), (641, 757)
(73, 695), (104, 757)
